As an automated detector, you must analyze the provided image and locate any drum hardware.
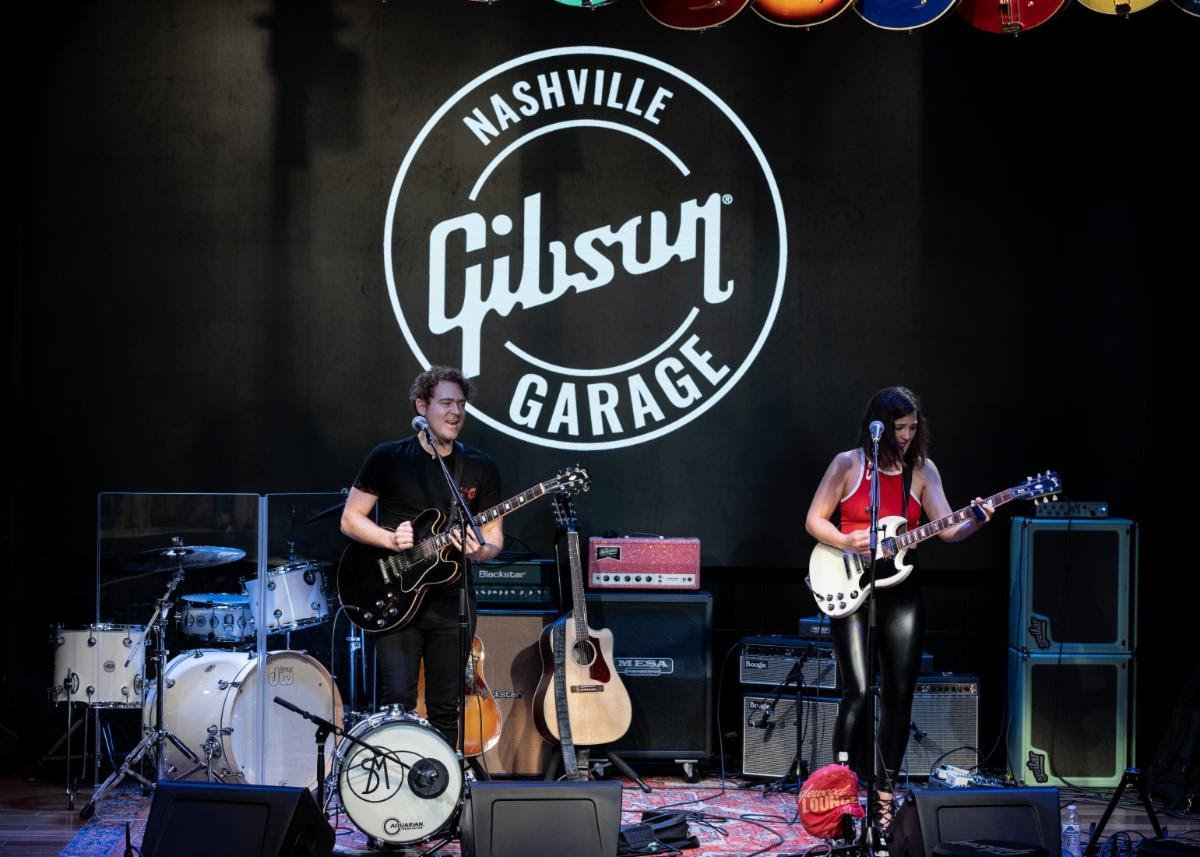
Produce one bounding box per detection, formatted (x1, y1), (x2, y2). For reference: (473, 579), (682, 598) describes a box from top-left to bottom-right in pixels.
(79, 540), (245, 820)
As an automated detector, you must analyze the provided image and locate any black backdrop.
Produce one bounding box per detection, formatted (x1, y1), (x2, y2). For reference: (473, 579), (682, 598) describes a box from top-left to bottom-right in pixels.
(5, 0), (1183, 773)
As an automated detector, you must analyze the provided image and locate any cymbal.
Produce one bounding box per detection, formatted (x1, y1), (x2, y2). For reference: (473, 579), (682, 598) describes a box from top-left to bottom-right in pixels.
(267, 555), (333, 570)
(116, 544), (247, 573)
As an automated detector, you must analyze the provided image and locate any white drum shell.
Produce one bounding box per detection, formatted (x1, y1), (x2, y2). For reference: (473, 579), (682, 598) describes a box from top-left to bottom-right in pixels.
(145, 649), (342, 788)
(336, 711), (463, 845)
(243, 563), (330, 632)
(52, 625), (144, 708)
(178, 594), (255, 643)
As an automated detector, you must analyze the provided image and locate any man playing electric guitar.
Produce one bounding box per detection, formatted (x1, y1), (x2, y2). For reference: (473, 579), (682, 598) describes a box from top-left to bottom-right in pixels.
(340, 366), (503, 750)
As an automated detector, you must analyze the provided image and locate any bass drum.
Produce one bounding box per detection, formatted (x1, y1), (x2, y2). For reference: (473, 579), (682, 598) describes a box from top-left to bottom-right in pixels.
(145, 649), (342, 788)
(336, 709), (463, 846)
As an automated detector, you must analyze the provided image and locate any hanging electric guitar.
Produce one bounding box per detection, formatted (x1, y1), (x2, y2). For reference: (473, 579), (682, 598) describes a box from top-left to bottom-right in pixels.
(533, 496), (632, 749)
(752, 0), (856, 28)
(854, 0), (960, 31)
(640, 0), (752, 29)
(338, 466), (590, 632)
(957, 0), (1068, 34)
(1076, 0), (1158, 15)
(806, 471), (1060, 619)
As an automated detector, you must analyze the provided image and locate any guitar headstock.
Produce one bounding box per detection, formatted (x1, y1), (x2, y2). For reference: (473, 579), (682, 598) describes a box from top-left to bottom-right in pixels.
(1014, 471), (1062, 504)
(551, 495), (580, 534)
(548, 464), (590, 497)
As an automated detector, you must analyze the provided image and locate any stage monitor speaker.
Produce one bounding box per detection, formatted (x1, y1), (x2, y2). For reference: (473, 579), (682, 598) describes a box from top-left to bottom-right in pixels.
(585, 592), (712, 761)
(460, 780), (622, 857)
(1007, 647), (1134, 788)
(890, 786), (1060, 857)
(140, 780), (333, 857)
(741, 694), (839, 778)
(1009, 517), (1135, 653)
(878, 675), (980, 778)
(476, 611), (555, 776)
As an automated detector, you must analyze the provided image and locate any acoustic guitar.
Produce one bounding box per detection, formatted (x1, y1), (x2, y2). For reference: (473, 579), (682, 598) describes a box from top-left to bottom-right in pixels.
(533, 496), (632, 748)
(416, 634), (502, 757)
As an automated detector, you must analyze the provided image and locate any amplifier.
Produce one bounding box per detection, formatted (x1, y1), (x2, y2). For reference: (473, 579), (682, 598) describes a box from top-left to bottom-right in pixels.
(588, 537), (700, 590)
(742, 694), (839, 778)
(471, 559), (558, 608)
(798, 616), (834, 640)
(1034, 501), (1109, 518)
(879, 674), (980, 778)
(739, 637), (839, 690)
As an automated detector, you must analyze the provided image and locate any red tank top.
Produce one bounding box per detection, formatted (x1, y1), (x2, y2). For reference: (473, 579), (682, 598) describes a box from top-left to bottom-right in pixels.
(839, 455), (922, 533)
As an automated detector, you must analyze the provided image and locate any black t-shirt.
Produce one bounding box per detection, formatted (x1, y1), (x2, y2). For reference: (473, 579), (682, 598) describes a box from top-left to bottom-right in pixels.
(352, 435), (502, 535)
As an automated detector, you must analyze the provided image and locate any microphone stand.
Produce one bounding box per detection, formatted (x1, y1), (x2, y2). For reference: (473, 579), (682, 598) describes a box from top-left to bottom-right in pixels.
(273, 696), (390, 809)
(864, 430), (886, 857)
(420, 423), (484, 771)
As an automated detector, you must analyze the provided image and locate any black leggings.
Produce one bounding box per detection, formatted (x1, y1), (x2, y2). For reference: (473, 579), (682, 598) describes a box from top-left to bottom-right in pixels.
(830, 573), (924, 785)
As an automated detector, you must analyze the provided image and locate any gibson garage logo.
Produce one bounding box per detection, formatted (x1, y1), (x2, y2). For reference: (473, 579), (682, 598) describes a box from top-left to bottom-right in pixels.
(384, 46), (785, 450)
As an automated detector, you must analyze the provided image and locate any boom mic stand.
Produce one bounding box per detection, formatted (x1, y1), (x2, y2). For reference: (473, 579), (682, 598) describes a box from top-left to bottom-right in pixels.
(862, 424), (888, 857)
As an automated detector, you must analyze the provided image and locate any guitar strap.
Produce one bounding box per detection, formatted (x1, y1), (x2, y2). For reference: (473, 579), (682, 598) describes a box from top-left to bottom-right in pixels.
(551, 620), (583, 779)
(902, 464), (912, 521)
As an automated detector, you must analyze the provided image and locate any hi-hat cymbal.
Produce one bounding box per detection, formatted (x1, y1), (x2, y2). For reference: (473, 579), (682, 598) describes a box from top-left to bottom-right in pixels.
(116, 544), (247, 573)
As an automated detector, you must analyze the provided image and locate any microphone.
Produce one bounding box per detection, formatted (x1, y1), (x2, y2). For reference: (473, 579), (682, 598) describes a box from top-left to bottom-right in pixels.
(273, 696), (305, 717)
(869, 420), (885, 443)
(408, 757), (450, 798)
(910, 722), (927, 741)
(412, 415), (431, 434)
(749, 703), (774, 728)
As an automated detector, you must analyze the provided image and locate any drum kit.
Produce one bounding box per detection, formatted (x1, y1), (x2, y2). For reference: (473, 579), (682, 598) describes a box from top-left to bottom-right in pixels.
(54, 539), (468, 848)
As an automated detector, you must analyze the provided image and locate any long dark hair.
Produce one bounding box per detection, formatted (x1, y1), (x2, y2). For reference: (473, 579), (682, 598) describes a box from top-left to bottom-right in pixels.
(856, 386), (928, 469)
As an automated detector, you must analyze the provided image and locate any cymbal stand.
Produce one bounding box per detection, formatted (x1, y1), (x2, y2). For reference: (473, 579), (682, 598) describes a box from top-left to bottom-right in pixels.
(80, 567), (202, 819)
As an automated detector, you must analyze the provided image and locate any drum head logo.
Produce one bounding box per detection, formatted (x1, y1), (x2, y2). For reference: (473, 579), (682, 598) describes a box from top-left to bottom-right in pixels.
(385, 46), (786, 450)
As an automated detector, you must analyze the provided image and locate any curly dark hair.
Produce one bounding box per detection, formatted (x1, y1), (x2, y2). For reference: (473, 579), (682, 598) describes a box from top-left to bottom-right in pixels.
(856, 385), (928, 469)
(408, 366), (474, 410)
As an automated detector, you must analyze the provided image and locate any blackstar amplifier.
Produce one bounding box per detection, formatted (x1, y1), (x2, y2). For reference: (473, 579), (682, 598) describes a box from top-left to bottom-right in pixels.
(588, 537), (700, 590)
(471, 559), (558, 608)
(739, 636), (839, 691)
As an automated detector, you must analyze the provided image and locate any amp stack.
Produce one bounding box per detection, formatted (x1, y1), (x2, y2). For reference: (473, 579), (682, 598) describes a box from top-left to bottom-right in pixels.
(739, 620), (840, 779)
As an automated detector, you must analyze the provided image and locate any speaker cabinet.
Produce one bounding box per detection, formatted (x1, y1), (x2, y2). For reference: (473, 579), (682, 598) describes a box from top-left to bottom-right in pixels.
(1007, 648), (1134, 788)
(585, 592), (712, 761)
(1009, 517), (1136, 653)
(890, 786), (1061, 857)
(879, 675), (980, 778)
(460, 780), (622, 857)
(139, 781), (333, 857)
(741, 694), (839, 778)
(476, 611), (555, 776)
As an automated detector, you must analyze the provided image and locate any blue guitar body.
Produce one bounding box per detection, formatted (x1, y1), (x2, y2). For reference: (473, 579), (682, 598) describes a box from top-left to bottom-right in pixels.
(854, 0), (959, 30)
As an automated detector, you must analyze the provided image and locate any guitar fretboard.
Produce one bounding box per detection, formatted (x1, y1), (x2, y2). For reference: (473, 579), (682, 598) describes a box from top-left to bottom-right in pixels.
(887, 489), (1014, 554)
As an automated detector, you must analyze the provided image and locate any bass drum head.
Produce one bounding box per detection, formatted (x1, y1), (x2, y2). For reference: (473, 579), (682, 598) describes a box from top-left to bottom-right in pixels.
(337, 712), (463, 845)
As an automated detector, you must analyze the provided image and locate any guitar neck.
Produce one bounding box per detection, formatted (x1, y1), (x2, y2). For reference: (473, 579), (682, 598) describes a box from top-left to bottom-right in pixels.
(565, 530), (588, 640)
(407, 479), (558, 563)
(891, 489), (1014, 552)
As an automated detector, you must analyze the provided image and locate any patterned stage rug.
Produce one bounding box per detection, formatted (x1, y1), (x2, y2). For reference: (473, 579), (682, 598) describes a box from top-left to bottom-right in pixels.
(59, 777), (827, 856)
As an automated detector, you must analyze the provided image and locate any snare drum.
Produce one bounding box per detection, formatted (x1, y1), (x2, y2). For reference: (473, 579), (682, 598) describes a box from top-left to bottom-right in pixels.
(178, 594), (255, 643)
(144, 649), (342, 787)
(336, 709), (463, 847)
(51, 625), (144, 708)
(242, 561), (331, 632)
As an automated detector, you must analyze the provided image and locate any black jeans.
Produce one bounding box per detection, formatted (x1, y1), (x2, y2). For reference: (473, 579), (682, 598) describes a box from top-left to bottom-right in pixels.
(830, 572), (925, 785)
(374, 593), (476, 748)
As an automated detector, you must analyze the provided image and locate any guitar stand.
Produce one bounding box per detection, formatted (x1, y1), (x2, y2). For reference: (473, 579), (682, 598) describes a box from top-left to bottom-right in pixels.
(1083, 768), (1165, 857)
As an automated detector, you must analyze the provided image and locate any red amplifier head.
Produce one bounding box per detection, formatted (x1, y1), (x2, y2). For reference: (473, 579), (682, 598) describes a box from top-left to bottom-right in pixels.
(587, 537), (701, 589)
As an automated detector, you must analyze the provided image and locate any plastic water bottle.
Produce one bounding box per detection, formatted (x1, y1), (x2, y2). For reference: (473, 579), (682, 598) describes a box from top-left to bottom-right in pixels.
(1061, 804), (1081, 857)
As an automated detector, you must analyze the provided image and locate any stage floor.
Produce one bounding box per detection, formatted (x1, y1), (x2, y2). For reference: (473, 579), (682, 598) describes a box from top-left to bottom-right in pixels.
(0, 773), (1194, 857)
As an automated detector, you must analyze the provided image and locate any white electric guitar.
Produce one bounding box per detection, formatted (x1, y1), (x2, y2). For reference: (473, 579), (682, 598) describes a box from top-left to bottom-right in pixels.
(806, 472), (1061, 619)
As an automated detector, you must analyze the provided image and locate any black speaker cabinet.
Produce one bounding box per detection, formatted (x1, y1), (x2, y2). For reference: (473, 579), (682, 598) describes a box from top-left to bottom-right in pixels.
(585, 592), (712, 761)
(460, 780), (622, 857)
(476, 611), (555, 776)
(1007, 648), (1134, 787)
(741, 694), (839, 778)
(890, 786), (1060, 857)
(1009, 517), (1136, 653)
(140, 781), (333, 857)
(877, 675), (980, 777)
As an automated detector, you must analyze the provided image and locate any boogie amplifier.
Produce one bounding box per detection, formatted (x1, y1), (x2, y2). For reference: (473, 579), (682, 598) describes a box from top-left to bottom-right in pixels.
(739, 636), (839, 691)
(588, 537), (700, 590)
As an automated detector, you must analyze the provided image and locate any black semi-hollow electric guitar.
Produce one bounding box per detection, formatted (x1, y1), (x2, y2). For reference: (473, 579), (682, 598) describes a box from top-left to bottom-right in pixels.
(338, 466), (589, 632)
